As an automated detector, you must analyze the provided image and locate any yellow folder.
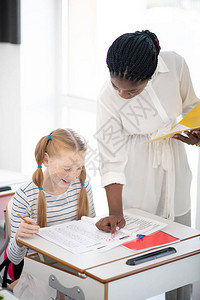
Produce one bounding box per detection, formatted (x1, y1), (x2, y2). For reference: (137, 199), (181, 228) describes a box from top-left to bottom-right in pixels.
(147, 102), (200, 143)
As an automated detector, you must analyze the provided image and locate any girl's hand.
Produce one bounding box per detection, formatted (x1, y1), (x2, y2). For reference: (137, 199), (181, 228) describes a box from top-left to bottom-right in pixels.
(15, 218), (40, 247)
(95, 214), (126, 233)
(172, 130), (200, 145)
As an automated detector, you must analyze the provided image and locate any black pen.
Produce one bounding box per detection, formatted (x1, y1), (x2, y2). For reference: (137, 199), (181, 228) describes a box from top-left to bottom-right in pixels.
(119, 235), (129, 240)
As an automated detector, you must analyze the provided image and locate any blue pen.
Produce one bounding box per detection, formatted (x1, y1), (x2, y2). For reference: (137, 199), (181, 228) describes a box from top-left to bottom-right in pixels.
(136, 234), (144, 239)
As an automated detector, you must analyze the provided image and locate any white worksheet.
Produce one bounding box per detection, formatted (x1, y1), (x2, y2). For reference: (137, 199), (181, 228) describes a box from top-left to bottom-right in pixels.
(124, 212), (167, 235)
(38, 213), (167, 254)
(38, 220), (131, 254)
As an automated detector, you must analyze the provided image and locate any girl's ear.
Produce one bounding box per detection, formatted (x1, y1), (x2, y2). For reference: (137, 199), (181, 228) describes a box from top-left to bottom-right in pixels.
(43, 152), (50, 167)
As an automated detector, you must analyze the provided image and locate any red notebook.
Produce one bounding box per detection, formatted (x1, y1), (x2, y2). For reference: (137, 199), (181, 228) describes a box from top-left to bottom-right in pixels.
(122, 231), (179, 251)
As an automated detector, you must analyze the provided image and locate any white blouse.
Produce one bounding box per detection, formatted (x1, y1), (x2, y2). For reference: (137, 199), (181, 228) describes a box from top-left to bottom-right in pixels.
(96, 51), (199, 220)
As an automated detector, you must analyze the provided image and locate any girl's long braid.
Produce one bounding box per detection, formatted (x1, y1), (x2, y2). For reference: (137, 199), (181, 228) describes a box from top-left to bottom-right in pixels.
(77, 165), (89, 220)
(32, 135), (50, 227)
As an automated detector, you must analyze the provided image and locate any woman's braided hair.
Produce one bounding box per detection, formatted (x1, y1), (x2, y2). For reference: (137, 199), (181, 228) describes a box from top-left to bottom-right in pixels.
(106, 30), (161, 81)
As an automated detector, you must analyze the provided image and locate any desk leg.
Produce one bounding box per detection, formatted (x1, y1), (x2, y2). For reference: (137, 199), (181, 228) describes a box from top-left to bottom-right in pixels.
(49, 274), (85, 300)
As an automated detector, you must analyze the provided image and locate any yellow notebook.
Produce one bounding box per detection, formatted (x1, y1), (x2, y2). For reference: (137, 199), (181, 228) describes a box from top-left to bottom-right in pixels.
(147, 102), (200, 143)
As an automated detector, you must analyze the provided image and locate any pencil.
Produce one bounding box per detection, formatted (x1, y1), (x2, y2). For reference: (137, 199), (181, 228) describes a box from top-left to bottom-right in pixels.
(111, 226), (120, 239)
(17, 213), (32, 224)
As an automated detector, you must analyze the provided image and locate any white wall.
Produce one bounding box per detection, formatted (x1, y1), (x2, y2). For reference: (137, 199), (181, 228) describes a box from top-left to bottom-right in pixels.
(0, 44), (21, 171)
(0, 0), (59, 176)
(20, 0), (58, 175)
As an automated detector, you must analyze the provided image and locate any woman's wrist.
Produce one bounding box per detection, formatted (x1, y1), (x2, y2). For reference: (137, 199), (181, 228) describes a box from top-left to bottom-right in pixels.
(109, 211), (123, 216)
(106, 183), (123, 216)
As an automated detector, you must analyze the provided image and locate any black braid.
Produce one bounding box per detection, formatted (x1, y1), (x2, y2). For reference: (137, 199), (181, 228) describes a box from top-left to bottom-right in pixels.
(106, 30), (161, 81)
(143, 30), (161, 55)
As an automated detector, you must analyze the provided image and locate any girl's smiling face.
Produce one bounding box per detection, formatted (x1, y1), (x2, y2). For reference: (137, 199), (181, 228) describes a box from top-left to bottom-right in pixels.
(110, 75), (149, 99)
(43, 150), (85, 194)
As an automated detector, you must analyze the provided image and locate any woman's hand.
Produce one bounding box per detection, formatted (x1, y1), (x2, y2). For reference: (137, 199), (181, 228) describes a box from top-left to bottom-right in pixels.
(172, 130), (200, 145)
(95, 214), (126, 233)
(15, 218), (40, 247)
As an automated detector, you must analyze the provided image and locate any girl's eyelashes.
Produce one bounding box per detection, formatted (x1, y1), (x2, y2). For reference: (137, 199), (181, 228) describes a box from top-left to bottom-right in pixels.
(64, 167), (83, 172)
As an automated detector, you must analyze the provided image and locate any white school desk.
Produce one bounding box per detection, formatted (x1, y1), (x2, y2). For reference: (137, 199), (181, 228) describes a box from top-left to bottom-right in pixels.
(18, 208), (200, 300)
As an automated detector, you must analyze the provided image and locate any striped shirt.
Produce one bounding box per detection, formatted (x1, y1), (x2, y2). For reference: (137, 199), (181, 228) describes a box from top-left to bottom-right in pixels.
(7, 179), (95, 264)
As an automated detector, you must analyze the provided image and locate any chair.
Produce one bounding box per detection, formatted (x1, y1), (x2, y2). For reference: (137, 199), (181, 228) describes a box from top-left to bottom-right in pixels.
(0, 198), (23, 288)
(6, 197), (13, 239)
(0, 198), (13, 287)
(0, 197), (13, 257)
